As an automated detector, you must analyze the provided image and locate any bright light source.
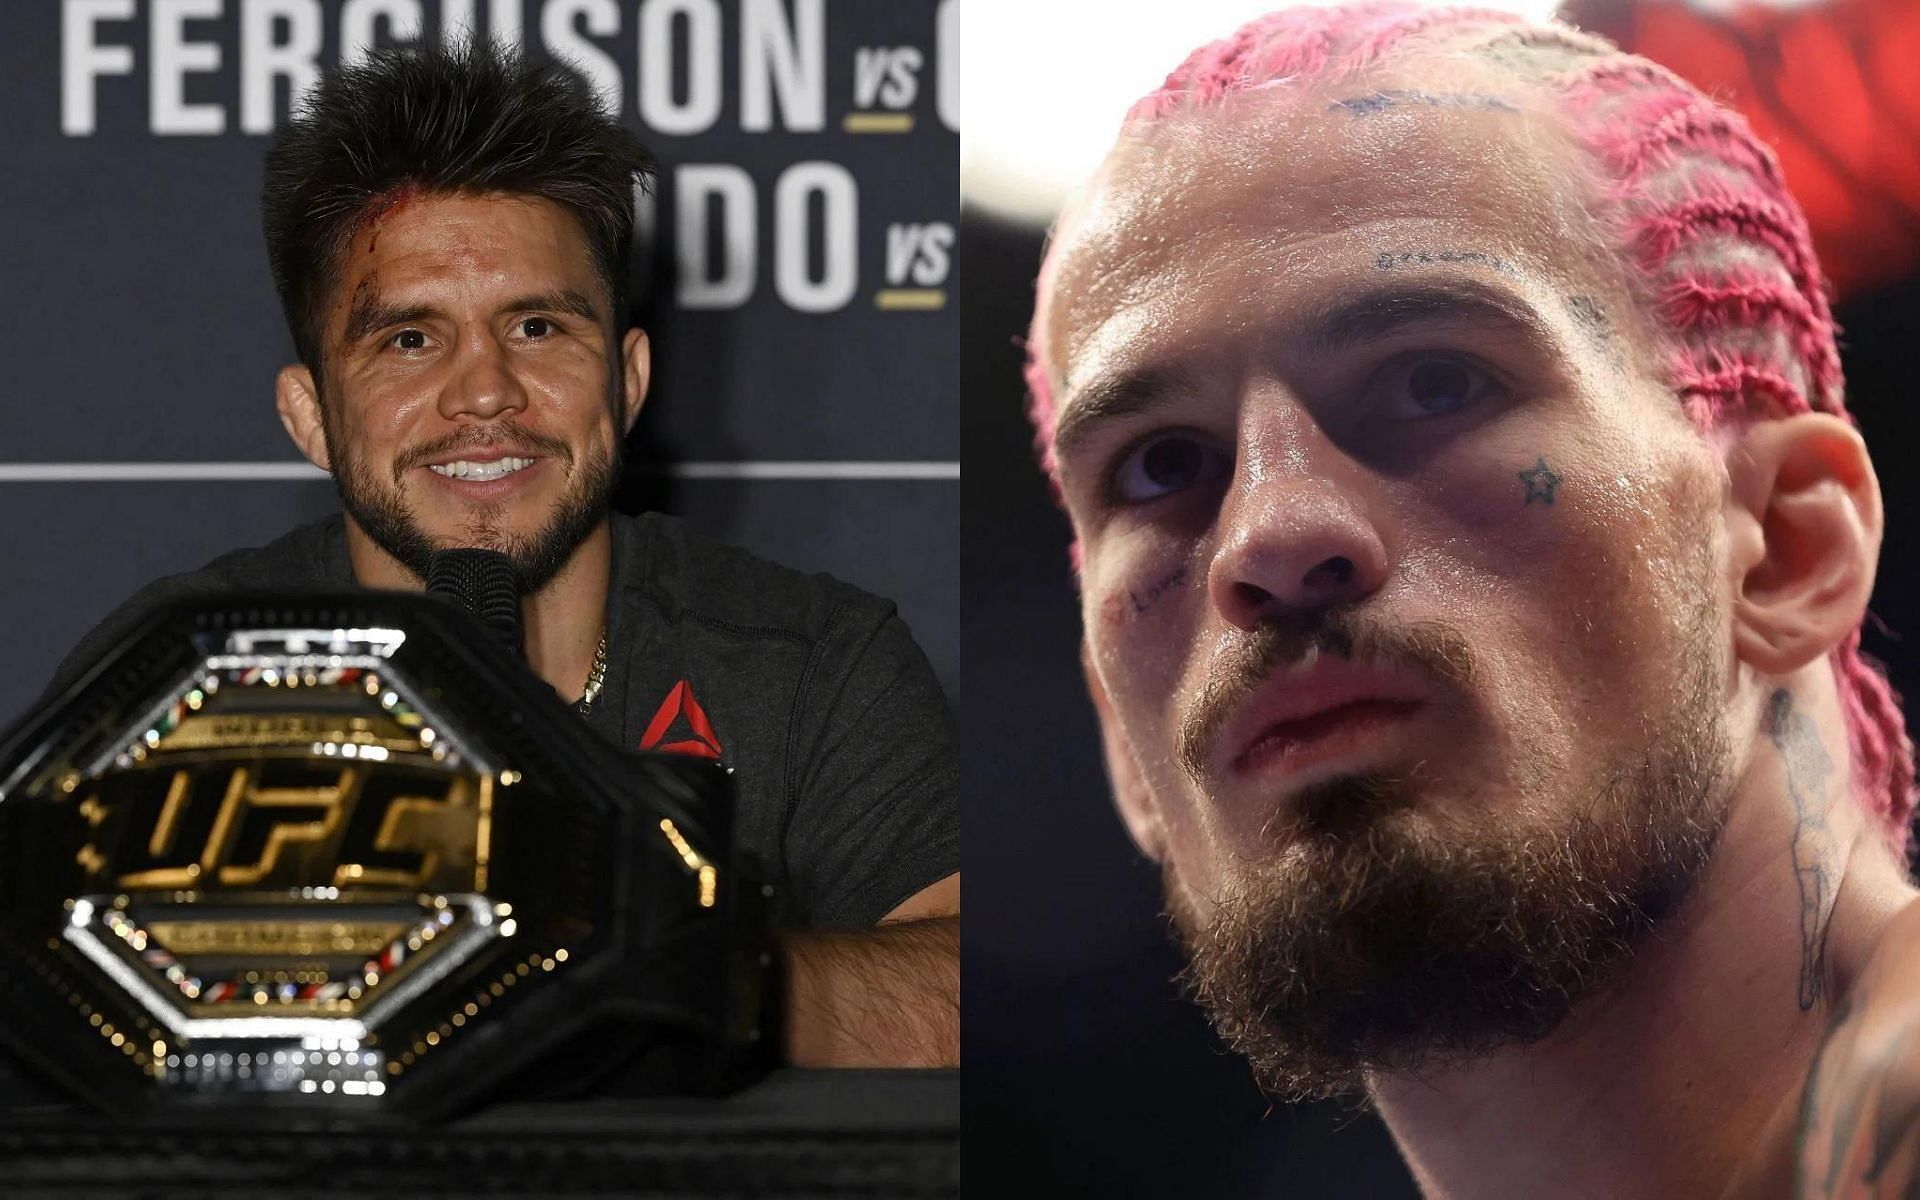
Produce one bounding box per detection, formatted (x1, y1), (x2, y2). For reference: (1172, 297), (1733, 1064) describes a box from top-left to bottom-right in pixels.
(962, 0), (1566, 227)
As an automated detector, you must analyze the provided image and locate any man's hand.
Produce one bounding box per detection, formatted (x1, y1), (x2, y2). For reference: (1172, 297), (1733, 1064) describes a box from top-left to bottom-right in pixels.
(782, 873), (959, 1068)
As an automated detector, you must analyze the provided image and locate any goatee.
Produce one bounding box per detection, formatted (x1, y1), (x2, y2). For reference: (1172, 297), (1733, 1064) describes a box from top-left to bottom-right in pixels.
(329, 418), (619, 595)
(1165, 614), (1730, 1101)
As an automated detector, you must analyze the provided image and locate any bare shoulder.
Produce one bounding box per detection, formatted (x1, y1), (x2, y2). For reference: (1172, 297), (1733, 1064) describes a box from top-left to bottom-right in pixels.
(1794, 898), (1920, 1199)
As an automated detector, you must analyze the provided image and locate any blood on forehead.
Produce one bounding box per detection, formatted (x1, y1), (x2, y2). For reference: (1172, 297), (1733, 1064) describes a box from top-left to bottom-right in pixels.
(356, 182), (427, 254)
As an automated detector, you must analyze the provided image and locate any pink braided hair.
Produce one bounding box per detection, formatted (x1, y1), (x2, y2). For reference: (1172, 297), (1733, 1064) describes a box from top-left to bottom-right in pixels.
(1024, 1), (1914, 849)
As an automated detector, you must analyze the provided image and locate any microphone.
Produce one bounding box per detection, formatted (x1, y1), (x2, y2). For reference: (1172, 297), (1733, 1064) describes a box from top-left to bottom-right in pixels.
(426, 548), (524, 658)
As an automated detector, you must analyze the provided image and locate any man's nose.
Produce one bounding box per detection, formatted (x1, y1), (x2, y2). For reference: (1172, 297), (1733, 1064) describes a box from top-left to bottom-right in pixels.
(437, 331), (530, 422)
(1206, 421), (1390, 631)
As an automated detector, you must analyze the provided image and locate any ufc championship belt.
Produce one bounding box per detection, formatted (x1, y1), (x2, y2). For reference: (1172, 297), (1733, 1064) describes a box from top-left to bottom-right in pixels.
(0, 577), (772, 1119)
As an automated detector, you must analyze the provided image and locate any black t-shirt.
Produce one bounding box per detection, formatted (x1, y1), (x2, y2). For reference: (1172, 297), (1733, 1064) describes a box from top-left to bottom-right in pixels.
(37, 512), (958, 929)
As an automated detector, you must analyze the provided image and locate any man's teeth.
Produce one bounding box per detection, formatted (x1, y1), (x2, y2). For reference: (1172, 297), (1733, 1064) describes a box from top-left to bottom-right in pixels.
(428, 457), (535, 481)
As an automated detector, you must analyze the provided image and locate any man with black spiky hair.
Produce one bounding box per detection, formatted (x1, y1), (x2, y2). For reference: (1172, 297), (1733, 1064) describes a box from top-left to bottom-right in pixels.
(43, 40), (957, 1069)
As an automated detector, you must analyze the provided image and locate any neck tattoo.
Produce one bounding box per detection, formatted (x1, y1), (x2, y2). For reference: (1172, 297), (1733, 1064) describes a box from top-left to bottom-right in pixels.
(575, 632), (608, 716)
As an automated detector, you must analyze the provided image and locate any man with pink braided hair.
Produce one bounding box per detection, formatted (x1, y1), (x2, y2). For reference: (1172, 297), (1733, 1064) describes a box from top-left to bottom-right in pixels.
(1026, 2), (1920, 1194)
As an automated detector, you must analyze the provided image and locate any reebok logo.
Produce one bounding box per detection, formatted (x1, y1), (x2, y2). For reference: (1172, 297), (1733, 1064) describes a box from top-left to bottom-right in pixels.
(640, 680), (724, 761)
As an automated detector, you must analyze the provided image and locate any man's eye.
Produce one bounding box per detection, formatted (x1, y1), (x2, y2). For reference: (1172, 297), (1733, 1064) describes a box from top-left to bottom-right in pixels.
(1111, 432), (1227, 504)
(1381, 354), (1500, 418)
(390, 329), (427, 351)
(520, 316), (551, 338)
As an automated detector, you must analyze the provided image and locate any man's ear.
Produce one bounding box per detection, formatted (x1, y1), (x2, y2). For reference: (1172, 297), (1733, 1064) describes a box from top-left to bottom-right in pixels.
(1725, 412), (1883, 674)
(1083, 640), (1170, 862)
(619, 327), (651, 435)
(275, 364), (331, 473)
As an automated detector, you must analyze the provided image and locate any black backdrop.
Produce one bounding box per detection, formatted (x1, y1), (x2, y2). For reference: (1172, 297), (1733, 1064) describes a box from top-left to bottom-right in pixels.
(960, 208), (1920, 1196)
(0, 0), (957, 725)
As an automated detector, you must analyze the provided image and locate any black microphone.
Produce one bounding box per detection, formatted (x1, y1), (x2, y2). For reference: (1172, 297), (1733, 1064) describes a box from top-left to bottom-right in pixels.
(426, 548), (524, 658)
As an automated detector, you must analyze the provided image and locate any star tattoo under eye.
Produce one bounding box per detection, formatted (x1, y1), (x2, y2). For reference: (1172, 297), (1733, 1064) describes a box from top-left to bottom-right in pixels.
(1518, 457), (1561, 505)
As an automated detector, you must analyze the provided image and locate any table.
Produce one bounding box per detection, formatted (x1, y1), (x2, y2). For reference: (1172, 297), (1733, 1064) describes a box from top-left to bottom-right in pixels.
(0, 1068), (960, 1197)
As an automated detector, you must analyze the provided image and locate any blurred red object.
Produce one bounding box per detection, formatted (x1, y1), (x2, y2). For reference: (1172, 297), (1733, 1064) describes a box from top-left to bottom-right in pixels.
(1565, 0), (1920, 298)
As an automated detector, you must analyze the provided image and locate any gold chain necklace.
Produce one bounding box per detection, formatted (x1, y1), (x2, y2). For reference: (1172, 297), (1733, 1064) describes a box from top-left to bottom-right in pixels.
(575, 632), (608, 716)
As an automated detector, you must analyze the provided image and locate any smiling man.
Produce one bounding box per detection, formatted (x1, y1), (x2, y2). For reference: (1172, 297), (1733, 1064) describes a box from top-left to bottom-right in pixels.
(43, 41), (957, 1069)
(1027, 4), (1920, 1195)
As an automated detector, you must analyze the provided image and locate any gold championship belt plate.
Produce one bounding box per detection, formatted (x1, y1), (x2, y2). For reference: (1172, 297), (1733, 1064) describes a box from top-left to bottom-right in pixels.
(0, 594), (772, 1117)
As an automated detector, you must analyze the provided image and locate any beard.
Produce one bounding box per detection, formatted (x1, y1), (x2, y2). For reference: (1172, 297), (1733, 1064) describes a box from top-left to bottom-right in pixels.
(326, 415), (620, 595)
(1165, 601), (1732, 1102)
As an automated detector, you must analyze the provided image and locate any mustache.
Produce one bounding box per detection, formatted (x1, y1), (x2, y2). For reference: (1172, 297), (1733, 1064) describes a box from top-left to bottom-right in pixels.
(1176, 611), (1478, 784)
(393, 420), (575, 478)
